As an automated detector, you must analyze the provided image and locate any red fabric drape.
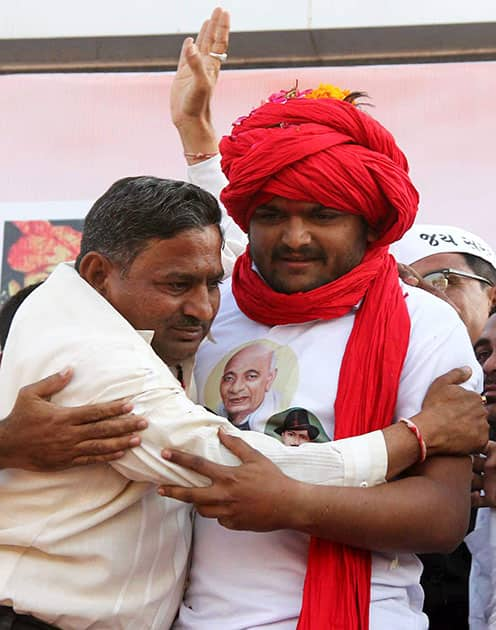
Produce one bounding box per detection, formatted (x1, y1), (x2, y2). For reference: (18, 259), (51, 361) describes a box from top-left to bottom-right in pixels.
(222, 97), (418, 629)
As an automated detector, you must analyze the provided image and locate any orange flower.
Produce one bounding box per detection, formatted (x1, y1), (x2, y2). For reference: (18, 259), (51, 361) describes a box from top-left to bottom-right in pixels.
(305, 83), (351, 101)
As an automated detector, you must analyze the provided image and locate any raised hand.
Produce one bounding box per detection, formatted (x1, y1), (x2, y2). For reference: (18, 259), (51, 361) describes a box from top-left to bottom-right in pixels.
(170, 7), (230, 162)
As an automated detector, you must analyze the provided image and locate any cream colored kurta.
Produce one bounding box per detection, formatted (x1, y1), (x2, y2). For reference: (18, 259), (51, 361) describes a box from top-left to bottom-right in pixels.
(0, 263), (387, 630)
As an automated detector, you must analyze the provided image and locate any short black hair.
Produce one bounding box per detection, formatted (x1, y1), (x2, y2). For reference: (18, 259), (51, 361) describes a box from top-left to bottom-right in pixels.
(462, 253), (496, 289)
(75, 176), (222, 272)
(0, 282), (43, 349)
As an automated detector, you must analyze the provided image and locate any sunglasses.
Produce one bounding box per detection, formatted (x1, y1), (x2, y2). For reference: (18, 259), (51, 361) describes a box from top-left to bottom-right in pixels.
(422, 268), (494, 292)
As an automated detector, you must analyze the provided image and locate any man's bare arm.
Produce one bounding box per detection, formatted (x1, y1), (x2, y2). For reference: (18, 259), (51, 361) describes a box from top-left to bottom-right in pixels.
(0, 368), (148, 471)
(286, 456), (471, 553)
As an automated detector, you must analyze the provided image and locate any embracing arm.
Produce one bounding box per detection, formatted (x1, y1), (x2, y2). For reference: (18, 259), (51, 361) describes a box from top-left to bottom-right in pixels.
(104, 343), (485, 488)
(284, 455), (472, 552)
(0, 368), (148, 471)
(0, 357), (383, 485)
(151, 361), (487, 486)
(158, 298), (487, 552)
(1, 360), (483, 485)
(161, 431), (472, 553)
(157, 365), (487, 553)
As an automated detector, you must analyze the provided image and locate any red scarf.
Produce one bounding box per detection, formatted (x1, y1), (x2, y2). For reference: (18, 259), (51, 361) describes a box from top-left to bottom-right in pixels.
(221, 97), (418, 630)
(232, 248), (410, 629)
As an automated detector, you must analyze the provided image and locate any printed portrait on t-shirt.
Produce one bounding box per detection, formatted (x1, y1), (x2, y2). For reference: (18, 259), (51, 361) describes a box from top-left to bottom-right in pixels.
(203, 340), (299, 433)
(203, 340), (331, 440)
(265, 406), (329, 444)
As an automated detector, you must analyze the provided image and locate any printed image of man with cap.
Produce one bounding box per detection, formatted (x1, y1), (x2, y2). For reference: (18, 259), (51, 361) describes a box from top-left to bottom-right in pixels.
(392, 224), (496, 343)
(275, 407), (320, 446)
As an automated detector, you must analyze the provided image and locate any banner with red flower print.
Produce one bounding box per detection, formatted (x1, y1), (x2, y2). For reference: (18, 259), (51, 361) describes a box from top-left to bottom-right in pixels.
(1, 219), (84, 306)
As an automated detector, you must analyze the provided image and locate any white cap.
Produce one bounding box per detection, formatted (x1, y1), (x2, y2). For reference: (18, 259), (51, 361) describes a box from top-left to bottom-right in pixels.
(391, 223), (496, 271)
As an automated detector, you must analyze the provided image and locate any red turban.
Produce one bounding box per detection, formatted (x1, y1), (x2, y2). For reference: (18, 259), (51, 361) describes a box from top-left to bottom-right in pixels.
(220, 97), (418, 246)
(220, 95), (420, 630)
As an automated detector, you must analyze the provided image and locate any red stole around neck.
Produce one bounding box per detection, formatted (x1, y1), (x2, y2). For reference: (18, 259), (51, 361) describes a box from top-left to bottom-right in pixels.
(231, 247), (411, 630)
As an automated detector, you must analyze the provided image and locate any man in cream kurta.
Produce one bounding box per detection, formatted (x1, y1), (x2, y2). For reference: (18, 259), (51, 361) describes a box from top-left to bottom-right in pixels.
(0, 176), (388, 630)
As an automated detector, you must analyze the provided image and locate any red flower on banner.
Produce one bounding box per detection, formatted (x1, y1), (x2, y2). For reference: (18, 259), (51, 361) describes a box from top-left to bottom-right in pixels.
(7, 220), (82, 288)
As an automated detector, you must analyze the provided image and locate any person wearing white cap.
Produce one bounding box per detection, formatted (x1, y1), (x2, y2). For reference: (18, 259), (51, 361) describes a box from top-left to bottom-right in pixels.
(393, 224), (496, 629)
(392, 224), (496, 343)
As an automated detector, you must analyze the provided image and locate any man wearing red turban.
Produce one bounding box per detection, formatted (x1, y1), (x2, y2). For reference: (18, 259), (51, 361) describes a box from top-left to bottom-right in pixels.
(218, 93), (421, 629)
(164, 18), (485, 630)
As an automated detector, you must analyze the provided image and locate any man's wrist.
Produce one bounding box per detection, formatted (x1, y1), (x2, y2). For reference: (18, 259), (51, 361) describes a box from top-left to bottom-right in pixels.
(383, 422), (424, 479)
(277, 479), (310, 531)
(175, 118), (218, 164)
(398, 418), (427, 463)
(410, 410), (439, 457)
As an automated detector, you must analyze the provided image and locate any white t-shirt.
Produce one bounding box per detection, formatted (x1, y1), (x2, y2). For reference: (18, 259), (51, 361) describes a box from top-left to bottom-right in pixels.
(175, 277), (482, 630)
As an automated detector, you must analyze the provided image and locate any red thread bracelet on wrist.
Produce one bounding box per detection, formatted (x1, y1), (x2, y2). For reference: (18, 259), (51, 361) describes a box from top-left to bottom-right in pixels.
(184, 151), (219, 160)
(399, 417), (427, 463)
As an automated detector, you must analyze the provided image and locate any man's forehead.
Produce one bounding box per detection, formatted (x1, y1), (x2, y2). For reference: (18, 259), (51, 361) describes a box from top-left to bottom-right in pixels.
(135, 229), (223, 273)
(261, 197), (339, 213)
(411, 252), (468, 273)
(227, 345), (271, 365)
(149, 260), (224, 280)
(480, 314), (496, 342)
(474, 318), (496, 354)
(265, 197), (319, 207)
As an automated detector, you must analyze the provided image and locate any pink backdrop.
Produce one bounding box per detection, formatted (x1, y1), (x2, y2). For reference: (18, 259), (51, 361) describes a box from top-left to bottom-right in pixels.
(1, 62), (495, 254)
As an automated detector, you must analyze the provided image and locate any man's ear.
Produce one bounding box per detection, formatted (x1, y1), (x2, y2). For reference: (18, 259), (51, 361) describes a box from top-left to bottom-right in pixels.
(78, 252), (114, 297)
(489, 285), (496, 310)
(366, 227), (379, 244)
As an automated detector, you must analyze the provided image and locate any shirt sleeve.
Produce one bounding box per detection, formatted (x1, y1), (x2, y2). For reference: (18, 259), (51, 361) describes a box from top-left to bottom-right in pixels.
(395, 285), (483, 420)
(188, 155), (247, 277)
(72, 341), (387, 488)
